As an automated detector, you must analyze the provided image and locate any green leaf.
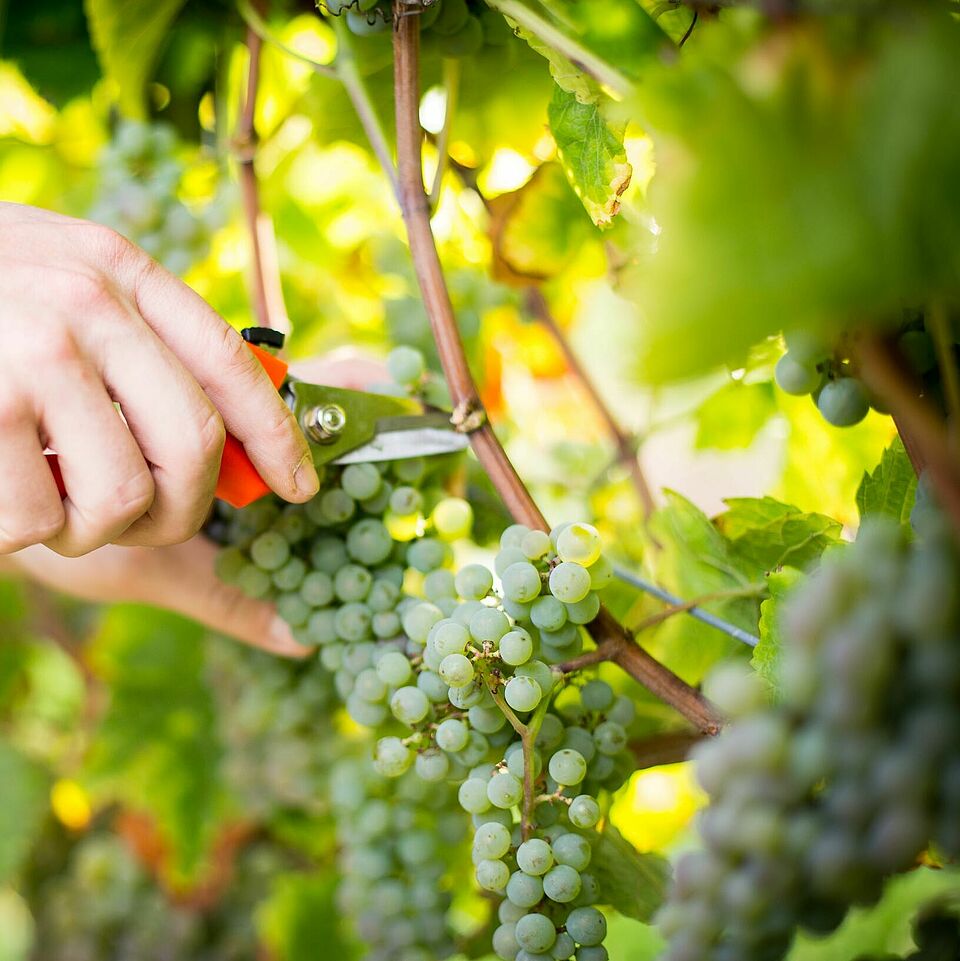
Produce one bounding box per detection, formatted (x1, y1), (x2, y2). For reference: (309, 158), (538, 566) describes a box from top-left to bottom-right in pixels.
(752, 567), (803, 696)
(258, 872), (358, 961)
(85, 606), (223, 881)
(591, 824), (670, 922)
(717, 496), (843, 576)
(642, 492), (760, 682)
(694, 381), (777, 450)
(788, 867), (960, 961)
(0, 741), (49, 883)
(548, 85), (632, 228)
(84, 0), (187, 116)
(856, 437), (917, 527)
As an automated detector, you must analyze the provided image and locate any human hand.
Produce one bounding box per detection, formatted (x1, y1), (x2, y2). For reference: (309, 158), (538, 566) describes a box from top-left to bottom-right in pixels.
(6, 351), (387, 657)
(0, 202), (319, 558)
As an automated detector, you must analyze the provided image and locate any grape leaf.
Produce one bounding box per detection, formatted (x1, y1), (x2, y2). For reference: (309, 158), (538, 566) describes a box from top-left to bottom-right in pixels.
(548, 85), (632, 228)
(488, 162), (597, 284)
(751, 566), (803, 695)
(788, 867), (960, 961)
(643, 492), (761, 682)
(0, 741), (49, 883)
(85, 606), (223, 881)
(856, 437), (917, 527)
(694, 381), (777, 450)
(84, 0), (187, 115)
(591, 823), (670, 922)
(716, 497), (843, 576)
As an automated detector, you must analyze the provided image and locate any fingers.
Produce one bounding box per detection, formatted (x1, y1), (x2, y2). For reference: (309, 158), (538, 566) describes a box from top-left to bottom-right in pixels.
(0, 403), (65, 554)
(96, 320), (226, 547)
(40, 354), (155, 557)
(140, 538), (312, 658)
(120, 252), (319, 503)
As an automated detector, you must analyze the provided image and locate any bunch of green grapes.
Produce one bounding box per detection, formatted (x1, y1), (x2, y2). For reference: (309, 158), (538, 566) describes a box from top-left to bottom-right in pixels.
(657, 520), (960, 961)
(320, 0), (513, 58)
(217, 346), (634, 960)
(330, 756), (462, 961)
(206, 639), (337, 815)
(774, 308), (960, 427)
(90, 120), (225, 276)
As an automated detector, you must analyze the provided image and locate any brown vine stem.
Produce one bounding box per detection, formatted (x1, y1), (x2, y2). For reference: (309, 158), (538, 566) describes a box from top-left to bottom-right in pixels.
(236, 6), (289, 332)
(524, 288), (657, 516)
(629, 730), (703, 769)
(391, 1), (720, 740)
(855, 333), (960, 538)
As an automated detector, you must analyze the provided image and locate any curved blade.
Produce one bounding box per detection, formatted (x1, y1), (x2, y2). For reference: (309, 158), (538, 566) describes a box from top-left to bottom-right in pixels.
(333, 428), (470, 464)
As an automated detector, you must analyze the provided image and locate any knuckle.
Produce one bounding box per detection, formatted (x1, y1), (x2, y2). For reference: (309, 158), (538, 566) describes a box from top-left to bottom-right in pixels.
(64, 268), (117, 313)
(99, 467), (156, 527)
(0, 508), (65, 554)
(193, 405), (227, 466)
(83, 223), (137, 274)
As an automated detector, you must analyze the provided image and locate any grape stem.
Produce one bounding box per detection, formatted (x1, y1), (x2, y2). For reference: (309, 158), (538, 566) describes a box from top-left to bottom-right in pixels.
(484, 0), (634, 98)
(428, 58), (460, 209)
(855, 332), (960, 538)
(391, 1), (722, 738)
(236, 4), (290, 332)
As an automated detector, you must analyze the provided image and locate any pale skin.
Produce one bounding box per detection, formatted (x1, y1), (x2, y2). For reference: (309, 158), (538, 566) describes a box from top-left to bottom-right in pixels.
(0, 201), (385, 657)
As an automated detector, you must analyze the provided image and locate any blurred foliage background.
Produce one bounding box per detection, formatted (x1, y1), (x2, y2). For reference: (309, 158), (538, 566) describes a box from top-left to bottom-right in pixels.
(0, 0), (957, 958)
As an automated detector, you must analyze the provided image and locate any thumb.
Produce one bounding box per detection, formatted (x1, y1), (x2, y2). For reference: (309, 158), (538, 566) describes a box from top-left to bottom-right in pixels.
(134, 538), (313, 660)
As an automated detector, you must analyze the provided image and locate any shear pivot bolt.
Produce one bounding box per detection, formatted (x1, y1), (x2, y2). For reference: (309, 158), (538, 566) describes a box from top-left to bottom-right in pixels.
(303, 403), (346, 443)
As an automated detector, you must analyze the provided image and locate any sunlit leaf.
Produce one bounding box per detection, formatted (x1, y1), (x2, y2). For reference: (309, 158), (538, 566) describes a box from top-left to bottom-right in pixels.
(548, 85), (632, 228)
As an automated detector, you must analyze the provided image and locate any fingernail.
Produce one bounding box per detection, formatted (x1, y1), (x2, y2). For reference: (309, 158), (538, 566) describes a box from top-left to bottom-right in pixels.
(294, 454), (321, 498)
(267, 615), (313, 659)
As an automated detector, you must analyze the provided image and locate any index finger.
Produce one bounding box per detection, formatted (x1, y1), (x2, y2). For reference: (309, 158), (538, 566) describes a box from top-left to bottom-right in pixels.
(115, 241), (320, 503)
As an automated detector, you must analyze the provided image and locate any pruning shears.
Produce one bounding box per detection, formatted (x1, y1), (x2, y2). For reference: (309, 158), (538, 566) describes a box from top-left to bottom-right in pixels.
(46, 327), (470, 510)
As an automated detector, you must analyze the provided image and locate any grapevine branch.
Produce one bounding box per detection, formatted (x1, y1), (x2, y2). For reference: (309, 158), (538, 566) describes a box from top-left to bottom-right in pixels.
(391, 3), (721, 738)
(236, 7), (289, 332)
(855, 333), (960, 537)
(629, 730), (703, 769)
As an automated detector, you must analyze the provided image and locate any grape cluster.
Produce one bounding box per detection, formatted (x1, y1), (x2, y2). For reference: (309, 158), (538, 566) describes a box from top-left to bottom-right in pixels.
(321, 0), (513, 58)
(774, 309), (960, 427)
(207, 639), (337, 815)
(90, 120), (224, 276)
(330, 757), (461, 961)
(216, 346), (634, 961)
(657, 520), (960, 961)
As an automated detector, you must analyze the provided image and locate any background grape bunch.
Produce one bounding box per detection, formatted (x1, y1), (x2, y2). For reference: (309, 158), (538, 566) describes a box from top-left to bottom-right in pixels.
(774, 309), (960, 428)
(89, 120), (225, 276)
(657, 520), (960, 961)
(319, 0), (513, 57)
